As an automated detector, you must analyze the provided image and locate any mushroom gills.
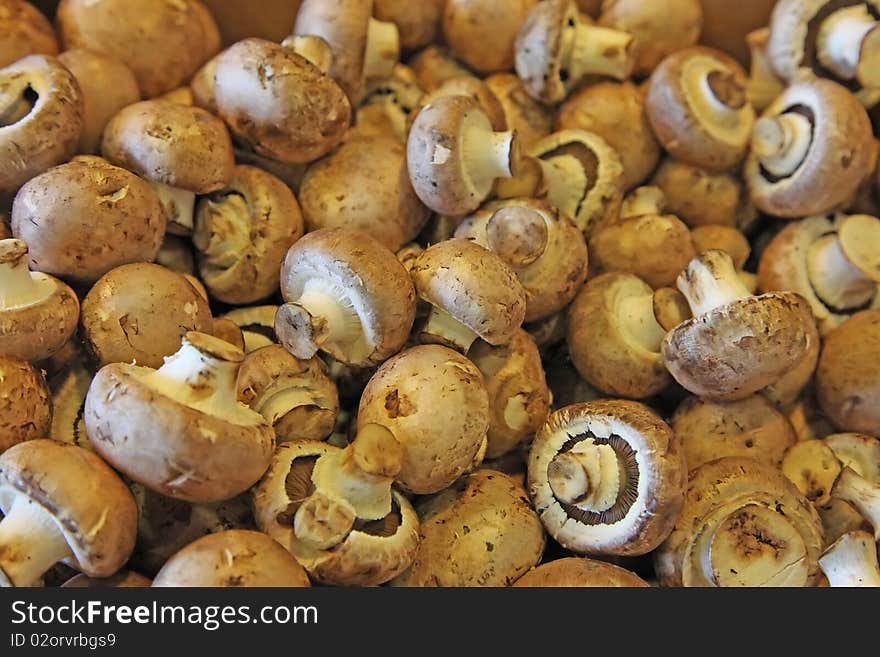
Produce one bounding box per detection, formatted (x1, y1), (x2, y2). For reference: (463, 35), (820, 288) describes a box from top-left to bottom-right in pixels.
(0, 496), (74, 587)
(816, 5), (880, 87)
(151, 182), (196, 235)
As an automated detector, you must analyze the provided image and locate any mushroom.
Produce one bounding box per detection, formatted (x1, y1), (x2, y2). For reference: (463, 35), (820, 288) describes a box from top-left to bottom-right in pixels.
(84, 331), (275, 503)
(514, 0), (635, 105)
(760, 313), (821, 407)
(442, 0), (537, 75)
(62, 570), (152, 588)
(467, 330), (552, 460)
(454, 198), (588, 322)
(407, 95), (518, 216)
(391, 470), (545, 587)
(293, 0), (401, 104)
(299, 136), (430, 252)
(819, 530), (880, 587)
(214, 38), (351, 165)
(759, 214), (880, 335)
(80, 263), (213, 369)
(251, 437), (420, 586)
(825, 432), (880, 481)
(815, 309), (880, 435)
(556, 81), (661, 191)
(781, 440), (843, 507)
(56, 49), (140, 155)
(350, 64), (424, 142)
(155, 235), (195, 277)
(674, 394), (798, 473)
(484, 73), (553, 150)
(407, 44), (473, 92)
(529, 400), (685, 556)
(101, 99), (234, 235)
(374, 0), (443, 52)
(662, 250), (814, 401)
(831, 467), (880, 539)
(193, 165), (303, 305)
(56, 0), (220, 99)
(0, 54), (83, 205)
(646, 47), (755, 173)
(0, 355), (50, 453)
(598, 0), (703, 77)
(513, 557), (650, 587)
(274, 228), (416, 367)
(817, 498), (872, 546)
(745, 78), (874, 217)
(655, 457), (825, 587)
(618, 185), (667, 219)
(0, 0), (58, 68)
(357, 344), (490, 494)
(0, 238), (79, 362)
(524, 311), (569, 353)
(152, 530), (310, 587)
(221, 305), (279, 354)
(566, 273), (674, 399)
(409, 74), (508, 133)
(189, 49), (220, 115)
(237, 345), (339, 444)
(0, 439), (137, 587)
(11, 156), (165, 285)
(651, 158), (757, 230)
(746, 27), (786, 112)
(410, 239), (527, 353)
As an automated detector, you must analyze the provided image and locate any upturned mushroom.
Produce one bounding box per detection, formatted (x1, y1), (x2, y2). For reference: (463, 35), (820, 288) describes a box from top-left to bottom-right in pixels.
(101, 99), (234, 235)
(193, 165), (303, 305)
(0, 439), (137, 587)
(0, 54), (82, 205)
(662, 250), (814, 401)
(237, 345), (339, 444)
(357, 344), (490, 494)
(0, 355), (50, 452)
(0, 0), (58, 68)
(646, 47), (755, 173)
(214, 38), (351, 165)
(819, 530), (880, 587)
(407, 95), (518, 216)
(0, 239), (78, 362)
(84, 332), (275, 503)
(454, 198), (588, 322)
(80, 263), (213, 369)
(252, 436), (420, 586)
(655, 457), (825, 587)
(152, 530), (310, 587)
(514, 557), (649, 587)
(274, 229), (415, 367)
(392, 470), (545, 587)
(410, 239), (527, 353)
(745, 78), (874, 217)
(514, 0), (635, 104)
(529, 400), (686, 556)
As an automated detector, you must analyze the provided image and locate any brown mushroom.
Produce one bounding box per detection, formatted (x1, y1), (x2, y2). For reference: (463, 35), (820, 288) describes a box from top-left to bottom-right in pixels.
(410, 75), (507, 132)
(407, 44), (473, 92)
(442, 0), (537, 75)
(514, 557), (649, 587)
(745, 27), (786, 112)
(0, 0), (58, 68)
(350, 64), (424, 142)
(0, 354), (50, 453)
(374, 0), (443, 52)
(484, 73), (553, 151)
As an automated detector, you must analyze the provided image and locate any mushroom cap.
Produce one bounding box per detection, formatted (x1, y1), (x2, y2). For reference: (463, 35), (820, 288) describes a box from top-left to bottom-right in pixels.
(443, 0), (537, 74)
(251, 440), (420, 586)
(745, 78), (874, 217)
(485, 73), (554, 150)
(11, 157), (165, 285)
(299, 136), (430, 252)
(557, 81), (661, 191)
(816, 309), (880, 436)
(0, 355), (50, 453)
(194, 164), (303, 305)
(0, 0), (59, 68)
(655, 456), (824, 587)
(214, 38), (351, 164)
(0, 54), (83, 201)
(528, 400), (686, 556)
(760, 313), (821, 407)
(0, 439), (137, 578)
(80, 263), (213, 369)
(84, 360), (275, 504)
(690, 225), (751, 270)
(672, 394), (798, 472)
(152, 530), (310, 587)
(411, 74), (508, 132)
(278, 228), (416, 367)
(567, 273), (672, 400)
(410, 239), (527, 346)
(56, 0), (219, 99)
(357, 344), (490, 494)
(391, 469), (546, 587)
(62, 570), (152, 588)
(662, 292), (815, 401)
(101, 99), (234, 193)
(513, 557), (650, 587)
(646, 46), (755, 172)
(375, 0), (443, 51)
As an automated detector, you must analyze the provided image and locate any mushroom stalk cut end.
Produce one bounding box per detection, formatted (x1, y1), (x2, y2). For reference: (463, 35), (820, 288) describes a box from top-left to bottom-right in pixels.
(0, 496), (74, 588)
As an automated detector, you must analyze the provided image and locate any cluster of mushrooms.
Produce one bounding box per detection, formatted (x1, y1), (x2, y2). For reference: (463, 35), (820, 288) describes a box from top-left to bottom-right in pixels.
(1, 0), (879, 588)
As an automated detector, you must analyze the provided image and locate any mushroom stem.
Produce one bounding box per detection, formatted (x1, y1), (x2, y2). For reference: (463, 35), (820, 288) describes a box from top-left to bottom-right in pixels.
(619, 292), (666, 353)
(746, 28), (785, 112)
(151, 182), (196, 235)
(621, 186), (666, 219)
(293, 490), (356, 551)
(832, 467), (880, 540)
(547, 441), (620, 512)
(751, 113), (812, 178)
(562, 19), (634, 82)
(677, 250), (752, 318)
(819, 530), (880, 587)
(0, 239), (45, 308)
(420, 305), (479, 353)
(364, 18), (400, 82)
(807, 234), (876, 310)
(817, 5), (880, 87)
(278, 282), (363, 360)
(282, 35), (333, 74)
(0, 496), (74, 587)
(463, 122), (516, 194)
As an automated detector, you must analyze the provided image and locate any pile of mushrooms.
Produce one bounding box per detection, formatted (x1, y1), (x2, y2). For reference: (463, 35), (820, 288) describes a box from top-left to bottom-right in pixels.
(1, 0), (879, 589)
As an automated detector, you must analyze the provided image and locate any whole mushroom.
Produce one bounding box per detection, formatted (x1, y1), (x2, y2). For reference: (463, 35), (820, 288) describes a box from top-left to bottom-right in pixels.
(442, 0), (537, 75)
